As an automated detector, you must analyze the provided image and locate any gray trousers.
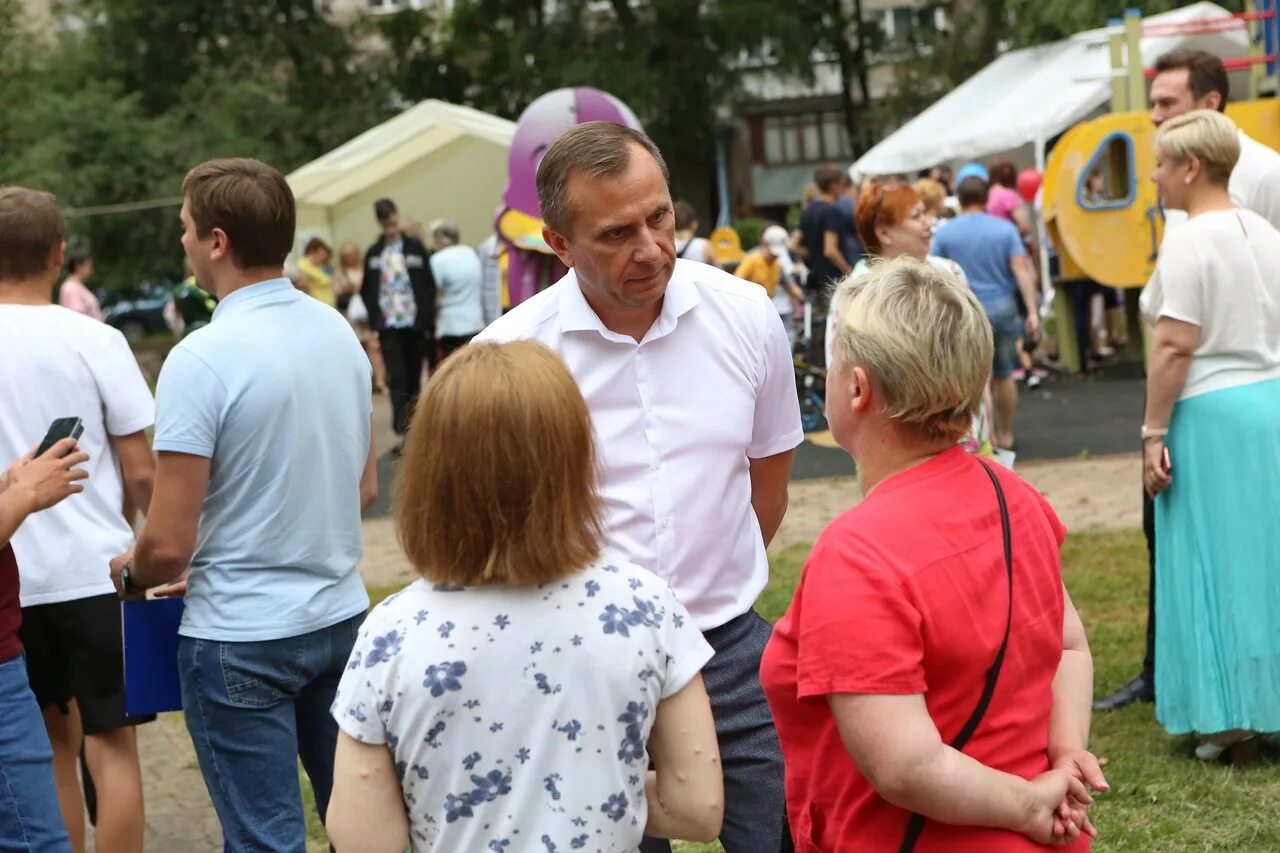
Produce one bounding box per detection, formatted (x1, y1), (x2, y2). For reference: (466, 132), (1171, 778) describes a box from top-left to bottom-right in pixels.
(641, 609), (792, 853)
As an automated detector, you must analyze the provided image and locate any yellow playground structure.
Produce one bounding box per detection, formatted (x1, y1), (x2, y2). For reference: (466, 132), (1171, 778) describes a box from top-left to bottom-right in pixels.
(1042, 4), (1280, 371)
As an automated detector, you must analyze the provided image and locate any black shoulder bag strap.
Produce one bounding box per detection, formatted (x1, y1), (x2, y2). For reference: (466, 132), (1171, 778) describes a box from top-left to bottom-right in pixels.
(899, 459), (1014, 853)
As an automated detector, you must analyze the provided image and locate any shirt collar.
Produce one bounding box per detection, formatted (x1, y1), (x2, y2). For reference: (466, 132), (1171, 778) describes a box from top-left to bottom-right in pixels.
(558, 263), (702, 343)
(211, 277), (293, 321)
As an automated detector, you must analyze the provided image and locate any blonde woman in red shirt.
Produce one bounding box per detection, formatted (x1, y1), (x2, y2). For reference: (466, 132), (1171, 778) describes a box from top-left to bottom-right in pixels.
(761, 257), (1105, 851)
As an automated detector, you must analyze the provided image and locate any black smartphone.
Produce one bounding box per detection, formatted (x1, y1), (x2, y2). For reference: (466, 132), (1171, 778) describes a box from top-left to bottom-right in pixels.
(35, 417), (84, 457)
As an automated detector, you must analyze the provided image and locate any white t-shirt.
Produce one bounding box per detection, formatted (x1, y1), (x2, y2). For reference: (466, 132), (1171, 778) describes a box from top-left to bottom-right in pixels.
(0, 305), (155, 605)
(1140, 209), (1280, 400)
(332, 560), (714, 852)
(476, 260), (803, 631)
(676, 236), (711, 264)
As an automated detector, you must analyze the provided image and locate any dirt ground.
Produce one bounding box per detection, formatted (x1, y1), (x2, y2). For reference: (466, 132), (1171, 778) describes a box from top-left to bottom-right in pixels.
(356, 452), (1143, 588)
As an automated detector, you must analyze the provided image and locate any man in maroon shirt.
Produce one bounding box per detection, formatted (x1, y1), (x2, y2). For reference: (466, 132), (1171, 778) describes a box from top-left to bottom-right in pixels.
(0, 438), (90, 851)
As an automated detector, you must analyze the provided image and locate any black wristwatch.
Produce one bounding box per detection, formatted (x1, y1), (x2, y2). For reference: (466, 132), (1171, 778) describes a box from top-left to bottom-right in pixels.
(120, 564), (136, 596)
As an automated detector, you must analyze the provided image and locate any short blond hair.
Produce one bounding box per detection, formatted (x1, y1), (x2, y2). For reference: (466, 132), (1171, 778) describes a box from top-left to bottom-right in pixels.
(913, 178), (946, 213)
(1155, 109), (1240, 187)
(830, 257), (992, 442)
(395, 341), (604, 586)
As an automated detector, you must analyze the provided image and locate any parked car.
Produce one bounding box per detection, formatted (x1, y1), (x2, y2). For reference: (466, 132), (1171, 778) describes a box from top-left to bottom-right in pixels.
(102, 279), (216, 340)
(102, 281), (175, 341)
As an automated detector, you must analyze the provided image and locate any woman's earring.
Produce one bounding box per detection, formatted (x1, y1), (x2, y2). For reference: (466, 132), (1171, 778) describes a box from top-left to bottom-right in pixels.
(1184, 175), (1192, 185)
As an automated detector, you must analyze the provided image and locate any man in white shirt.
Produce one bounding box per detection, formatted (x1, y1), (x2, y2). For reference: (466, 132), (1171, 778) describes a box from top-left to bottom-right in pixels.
(477, 122), (802, 853)
(1098, 48), (1280, 712)
(0, 186), (154, 853)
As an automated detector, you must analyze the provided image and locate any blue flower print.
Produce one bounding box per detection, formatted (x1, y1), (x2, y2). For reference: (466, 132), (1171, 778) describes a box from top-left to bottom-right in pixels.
(571, 817), (587, 828)
(346, 651), (362, 671)
(628, 596), (661, 628)
(535, 673), (561, 695)
(423, 660), (467, 697)
(443, 792), (474, 822)
(394, 760), (407, 780)
(530, 641), (543, 654)
(600, 604), (633, 637)
(490, 722), (504, 732)
(347, 703), (367, 723)
(516, 747), (531, 764)
(571, 835), (589, 849)
(386, 731), (400, 751)
(543, 773), (562, 801)
(618, 701), (648, 728)
(488, 839), (510, 852)
(410, 764), (429, 780)
(364, 631), (403, 667)
(438, 621), (455, 639)
(470, 768), (513, 803)
(602, 564), (620, 573)
(585, 580), (601, 598)
(425, 720), (446, 747)
(415, 609), (429, 625)
(571, 635), (583, 646)
(601, 791), (629, 822)
(463, 752), (482, 771)
(464, 699), (480, 709)
(637, 667), (656, 682)
(494, 614), (510, 630)
(555, 719), (583, 741)
(628, 577), (642, 590)
(540, 836), (558, 853)
(673, 611), (685, 629)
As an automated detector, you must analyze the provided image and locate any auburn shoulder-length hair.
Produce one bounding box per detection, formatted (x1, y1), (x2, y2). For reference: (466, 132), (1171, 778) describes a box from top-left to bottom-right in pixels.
(395, 340), (604, 586)
(855, 180), (921, 258)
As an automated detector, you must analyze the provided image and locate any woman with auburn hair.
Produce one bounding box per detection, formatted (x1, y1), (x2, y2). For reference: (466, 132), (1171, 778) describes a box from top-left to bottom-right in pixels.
(763, 258), (1103, 851)
(326, 341), (723, 852)
(1142, 110), (1280, 762)
(831, 179), (994, 455)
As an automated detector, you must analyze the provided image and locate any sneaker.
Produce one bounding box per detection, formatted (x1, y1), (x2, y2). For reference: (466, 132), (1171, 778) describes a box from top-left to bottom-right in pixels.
(1026, 374), (1043, 390)
(1011, 368), (1027, 381)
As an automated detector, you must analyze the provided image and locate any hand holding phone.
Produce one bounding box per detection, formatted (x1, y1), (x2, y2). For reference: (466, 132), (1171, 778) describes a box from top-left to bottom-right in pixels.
(36, 417), (84, 458)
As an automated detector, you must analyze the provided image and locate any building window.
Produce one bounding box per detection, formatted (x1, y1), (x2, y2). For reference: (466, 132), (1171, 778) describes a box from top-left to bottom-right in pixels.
(883, 4), (937, 43)
(753, 111), (852, 165)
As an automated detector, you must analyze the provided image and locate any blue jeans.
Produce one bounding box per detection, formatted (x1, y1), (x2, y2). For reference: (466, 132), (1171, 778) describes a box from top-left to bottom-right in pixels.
(0, 654), (70, 852)
(179, 614), (365, 853)
(982, 296), (1024, 379)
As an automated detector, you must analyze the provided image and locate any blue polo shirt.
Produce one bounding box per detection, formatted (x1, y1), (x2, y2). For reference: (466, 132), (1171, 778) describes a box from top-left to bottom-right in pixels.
(153, 278), (372, 641)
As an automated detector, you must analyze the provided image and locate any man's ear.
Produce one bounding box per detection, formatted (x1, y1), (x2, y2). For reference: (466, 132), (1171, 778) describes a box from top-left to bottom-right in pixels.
(209, 227), (231, 264)
(1201, 91), (1224, 112)
(49, 241), (66, 275)
(543, 225), (575, 270)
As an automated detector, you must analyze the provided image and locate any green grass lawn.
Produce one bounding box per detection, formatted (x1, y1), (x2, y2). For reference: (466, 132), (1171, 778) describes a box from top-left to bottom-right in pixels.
(306, 530), (1280, 851)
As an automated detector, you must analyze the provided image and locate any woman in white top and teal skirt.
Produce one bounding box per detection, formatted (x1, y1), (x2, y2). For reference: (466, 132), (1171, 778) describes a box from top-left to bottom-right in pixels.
(1141, 109), (1280, 764)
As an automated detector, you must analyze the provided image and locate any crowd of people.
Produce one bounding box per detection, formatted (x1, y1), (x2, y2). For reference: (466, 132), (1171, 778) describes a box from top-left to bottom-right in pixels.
(0, 46), (1275, 853)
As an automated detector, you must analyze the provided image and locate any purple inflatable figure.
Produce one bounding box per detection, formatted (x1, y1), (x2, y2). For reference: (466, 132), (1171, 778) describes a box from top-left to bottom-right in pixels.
(496, 87), (644, 307)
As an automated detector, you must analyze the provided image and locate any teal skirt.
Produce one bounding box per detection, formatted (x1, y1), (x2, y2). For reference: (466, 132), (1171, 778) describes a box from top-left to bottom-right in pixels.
(1155, 376), (1280, 735)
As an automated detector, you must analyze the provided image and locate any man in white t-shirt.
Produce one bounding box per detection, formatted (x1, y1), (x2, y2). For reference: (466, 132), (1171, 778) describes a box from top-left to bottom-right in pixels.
(477, 122), (802, 853)
(1097, 48), (1280, 713)
(0, 187), (154, 852)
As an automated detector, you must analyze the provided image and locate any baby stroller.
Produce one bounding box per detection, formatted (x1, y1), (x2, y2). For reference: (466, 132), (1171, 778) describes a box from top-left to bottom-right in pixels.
(793, 301), (827, 434)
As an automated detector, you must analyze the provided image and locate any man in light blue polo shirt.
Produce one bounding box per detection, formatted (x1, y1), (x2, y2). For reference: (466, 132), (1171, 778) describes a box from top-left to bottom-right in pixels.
(111, 158), (377, 852)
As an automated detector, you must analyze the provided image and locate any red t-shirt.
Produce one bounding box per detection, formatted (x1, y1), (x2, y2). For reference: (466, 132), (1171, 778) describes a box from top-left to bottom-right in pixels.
(0, 544), (23, 662)
(761, 448), (1088, 852)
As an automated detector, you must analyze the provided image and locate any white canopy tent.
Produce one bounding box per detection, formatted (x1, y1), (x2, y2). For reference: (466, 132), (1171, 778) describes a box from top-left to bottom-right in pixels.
(852, 2), (1249, 177)
(288, 100), (515, 255)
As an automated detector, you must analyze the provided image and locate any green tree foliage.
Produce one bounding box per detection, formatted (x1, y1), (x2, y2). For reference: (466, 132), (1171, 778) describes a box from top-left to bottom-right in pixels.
(0, 0), (394, 292)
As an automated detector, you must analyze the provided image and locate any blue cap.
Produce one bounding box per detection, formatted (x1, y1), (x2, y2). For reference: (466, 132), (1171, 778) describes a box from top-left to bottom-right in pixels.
(956, 162), (989, 185)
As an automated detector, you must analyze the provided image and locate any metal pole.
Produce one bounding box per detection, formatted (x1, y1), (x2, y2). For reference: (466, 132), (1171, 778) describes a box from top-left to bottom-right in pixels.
(1125, 9), (1146, 113)
(1108, 19), (1127, 112)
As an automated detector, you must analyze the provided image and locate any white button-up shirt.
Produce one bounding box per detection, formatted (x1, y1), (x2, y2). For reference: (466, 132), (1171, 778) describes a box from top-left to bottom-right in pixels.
(477, 259), (803, 630)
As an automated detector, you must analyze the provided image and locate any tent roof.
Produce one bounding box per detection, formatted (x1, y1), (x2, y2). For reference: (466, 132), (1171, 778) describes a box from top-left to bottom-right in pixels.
(853, 2), (1248, 176)
(288, 100), (516, 207)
